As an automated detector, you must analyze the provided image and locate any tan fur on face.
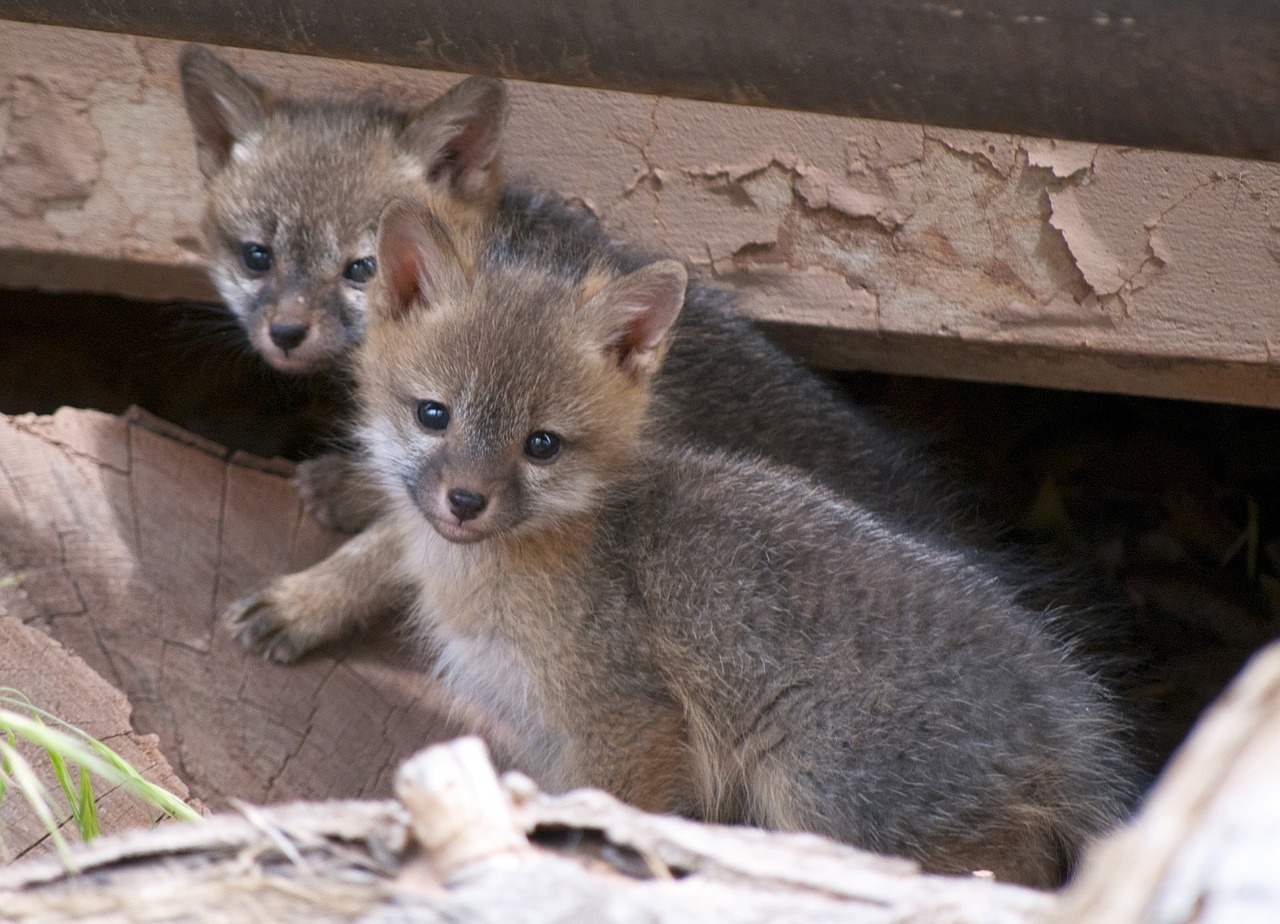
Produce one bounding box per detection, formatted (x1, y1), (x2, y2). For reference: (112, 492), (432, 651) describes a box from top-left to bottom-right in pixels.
(358, 213), (654, 546)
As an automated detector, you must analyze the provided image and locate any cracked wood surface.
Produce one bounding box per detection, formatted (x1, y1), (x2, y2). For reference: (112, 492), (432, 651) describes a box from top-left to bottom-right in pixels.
(2, 22), (1280, 407)
(0, 407), (468, 814)
(0, 613), (191, 861)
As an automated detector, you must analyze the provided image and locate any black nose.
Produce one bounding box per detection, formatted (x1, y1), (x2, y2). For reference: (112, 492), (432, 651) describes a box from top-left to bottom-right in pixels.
(447, 488), (488, 522)
(269, 322), (309, 352)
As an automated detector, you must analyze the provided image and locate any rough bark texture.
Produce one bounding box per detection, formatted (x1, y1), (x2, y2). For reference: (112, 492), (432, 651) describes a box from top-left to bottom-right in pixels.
(1, 22), (1280, 406)
(0, 407), (469, 813)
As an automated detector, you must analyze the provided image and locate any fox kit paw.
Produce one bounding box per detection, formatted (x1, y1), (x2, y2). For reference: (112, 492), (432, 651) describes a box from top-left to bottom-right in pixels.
(295, 453), (379, 534)
(225, 588), (319, 664)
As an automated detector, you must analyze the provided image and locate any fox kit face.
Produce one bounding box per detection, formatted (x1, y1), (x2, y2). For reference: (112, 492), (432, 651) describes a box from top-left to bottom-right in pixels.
(358, 201), (687, 545)
(179, 47), (507, 374)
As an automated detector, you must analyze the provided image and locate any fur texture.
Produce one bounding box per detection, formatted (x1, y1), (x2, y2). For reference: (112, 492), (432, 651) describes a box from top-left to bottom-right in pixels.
(346, 199), (1137, 888)
(179, 46), (502, 376)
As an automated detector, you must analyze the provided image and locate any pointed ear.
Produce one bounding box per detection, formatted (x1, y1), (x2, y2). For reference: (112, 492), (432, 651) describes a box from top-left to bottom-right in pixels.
(374, 199), (466, 322)
(179, 46), (271, 179)
(400, 76), (508, 198)
(585, 260), (688, 375)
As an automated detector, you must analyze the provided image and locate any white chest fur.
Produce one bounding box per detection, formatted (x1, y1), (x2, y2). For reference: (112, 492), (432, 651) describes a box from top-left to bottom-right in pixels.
(393, 507), (570, 787)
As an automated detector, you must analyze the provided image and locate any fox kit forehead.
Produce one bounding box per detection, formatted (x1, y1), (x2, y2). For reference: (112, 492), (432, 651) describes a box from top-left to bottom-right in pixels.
(369, 264), (591, 399)
(207, 118), (400, 228)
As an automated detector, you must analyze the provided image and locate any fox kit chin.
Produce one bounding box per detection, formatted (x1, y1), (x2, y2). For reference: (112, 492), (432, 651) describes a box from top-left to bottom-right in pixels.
(348, 198), (1136, 888)
(179, 47), (506, 376)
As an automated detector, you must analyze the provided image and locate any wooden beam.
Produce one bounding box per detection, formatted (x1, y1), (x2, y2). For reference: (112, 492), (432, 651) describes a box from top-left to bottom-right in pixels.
(2, 0), (1277, 160)
(1, 23), (1279, 407)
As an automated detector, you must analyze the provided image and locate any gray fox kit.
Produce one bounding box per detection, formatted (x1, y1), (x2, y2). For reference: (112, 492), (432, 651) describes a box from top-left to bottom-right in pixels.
(180, 47), (504, 529)
(342, 197), (1135, 886)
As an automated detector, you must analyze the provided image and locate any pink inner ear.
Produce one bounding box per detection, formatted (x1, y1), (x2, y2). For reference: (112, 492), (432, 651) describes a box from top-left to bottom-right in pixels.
(377, 212), (429, 316)
(604, 267), (686, 367)
(616, 302), (668, 358)
(375, 205), (460, 320)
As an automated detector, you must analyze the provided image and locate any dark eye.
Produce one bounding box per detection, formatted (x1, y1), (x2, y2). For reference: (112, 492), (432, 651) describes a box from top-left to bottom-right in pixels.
(343, 256), (377, 284)
(240, 242), (273, 273)
(416, 400), (450, 431)
(524, 431), (563, 462)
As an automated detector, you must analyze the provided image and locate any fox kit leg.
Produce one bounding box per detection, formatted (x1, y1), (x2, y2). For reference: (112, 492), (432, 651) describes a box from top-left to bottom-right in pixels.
(555, 704), (693, 815)
(294, 451), (386, 534)
(225, 517), (411, 663)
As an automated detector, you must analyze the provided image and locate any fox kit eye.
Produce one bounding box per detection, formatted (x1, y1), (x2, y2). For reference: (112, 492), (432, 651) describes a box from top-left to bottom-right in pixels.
(240, 242), (273, 273)
(524, 431), (563, 462)
(416, 400), (450, 431)
(343, 256), (377, 285)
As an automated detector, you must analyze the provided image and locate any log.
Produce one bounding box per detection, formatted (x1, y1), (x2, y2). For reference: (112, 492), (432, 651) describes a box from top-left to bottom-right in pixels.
(0, 407), (469, 811)
(0, 738), (1056, 923)
(1055, 639), (1280, 923)
(2, 23), (1280, 407)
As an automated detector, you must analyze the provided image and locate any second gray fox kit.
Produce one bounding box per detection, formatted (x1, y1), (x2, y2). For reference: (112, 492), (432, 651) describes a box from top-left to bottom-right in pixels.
(344, 198), (1135, 887)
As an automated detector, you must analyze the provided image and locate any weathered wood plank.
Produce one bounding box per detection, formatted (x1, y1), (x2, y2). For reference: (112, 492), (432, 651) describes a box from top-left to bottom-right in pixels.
(1, 22), (1279, 406)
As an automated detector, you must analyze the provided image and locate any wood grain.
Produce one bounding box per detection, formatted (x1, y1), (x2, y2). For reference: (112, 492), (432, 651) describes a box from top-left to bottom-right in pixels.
(0, 407), (469, 813)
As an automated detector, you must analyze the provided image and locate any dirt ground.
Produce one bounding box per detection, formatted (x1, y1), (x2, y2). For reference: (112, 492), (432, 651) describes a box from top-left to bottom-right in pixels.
(3, 286), (1277, 780)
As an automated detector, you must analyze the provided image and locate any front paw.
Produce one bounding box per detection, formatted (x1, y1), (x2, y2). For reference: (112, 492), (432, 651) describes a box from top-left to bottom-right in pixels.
(224, 589), (315, 664)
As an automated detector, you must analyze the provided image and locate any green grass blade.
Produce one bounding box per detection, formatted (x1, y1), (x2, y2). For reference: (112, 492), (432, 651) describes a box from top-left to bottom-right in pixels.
(0, 740), (74, 868)
(0, 693), (201, 848)
(77, 768), (100, 840)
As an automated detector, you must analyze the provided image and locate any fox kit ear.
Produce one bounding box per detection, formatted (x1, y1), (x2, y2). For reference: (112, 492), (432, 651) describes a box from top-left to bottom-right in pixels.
(178, 46), (271, 179)
(401, 76), (508, 199)
(374, 200), (466, 322)
(585, 260), (688, 375)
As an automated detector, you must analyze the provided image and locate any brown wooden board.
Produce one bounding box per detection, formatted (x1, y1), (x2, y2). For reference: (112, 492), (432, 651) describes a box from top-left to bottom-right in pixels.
(4, 24), (1280, 409)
